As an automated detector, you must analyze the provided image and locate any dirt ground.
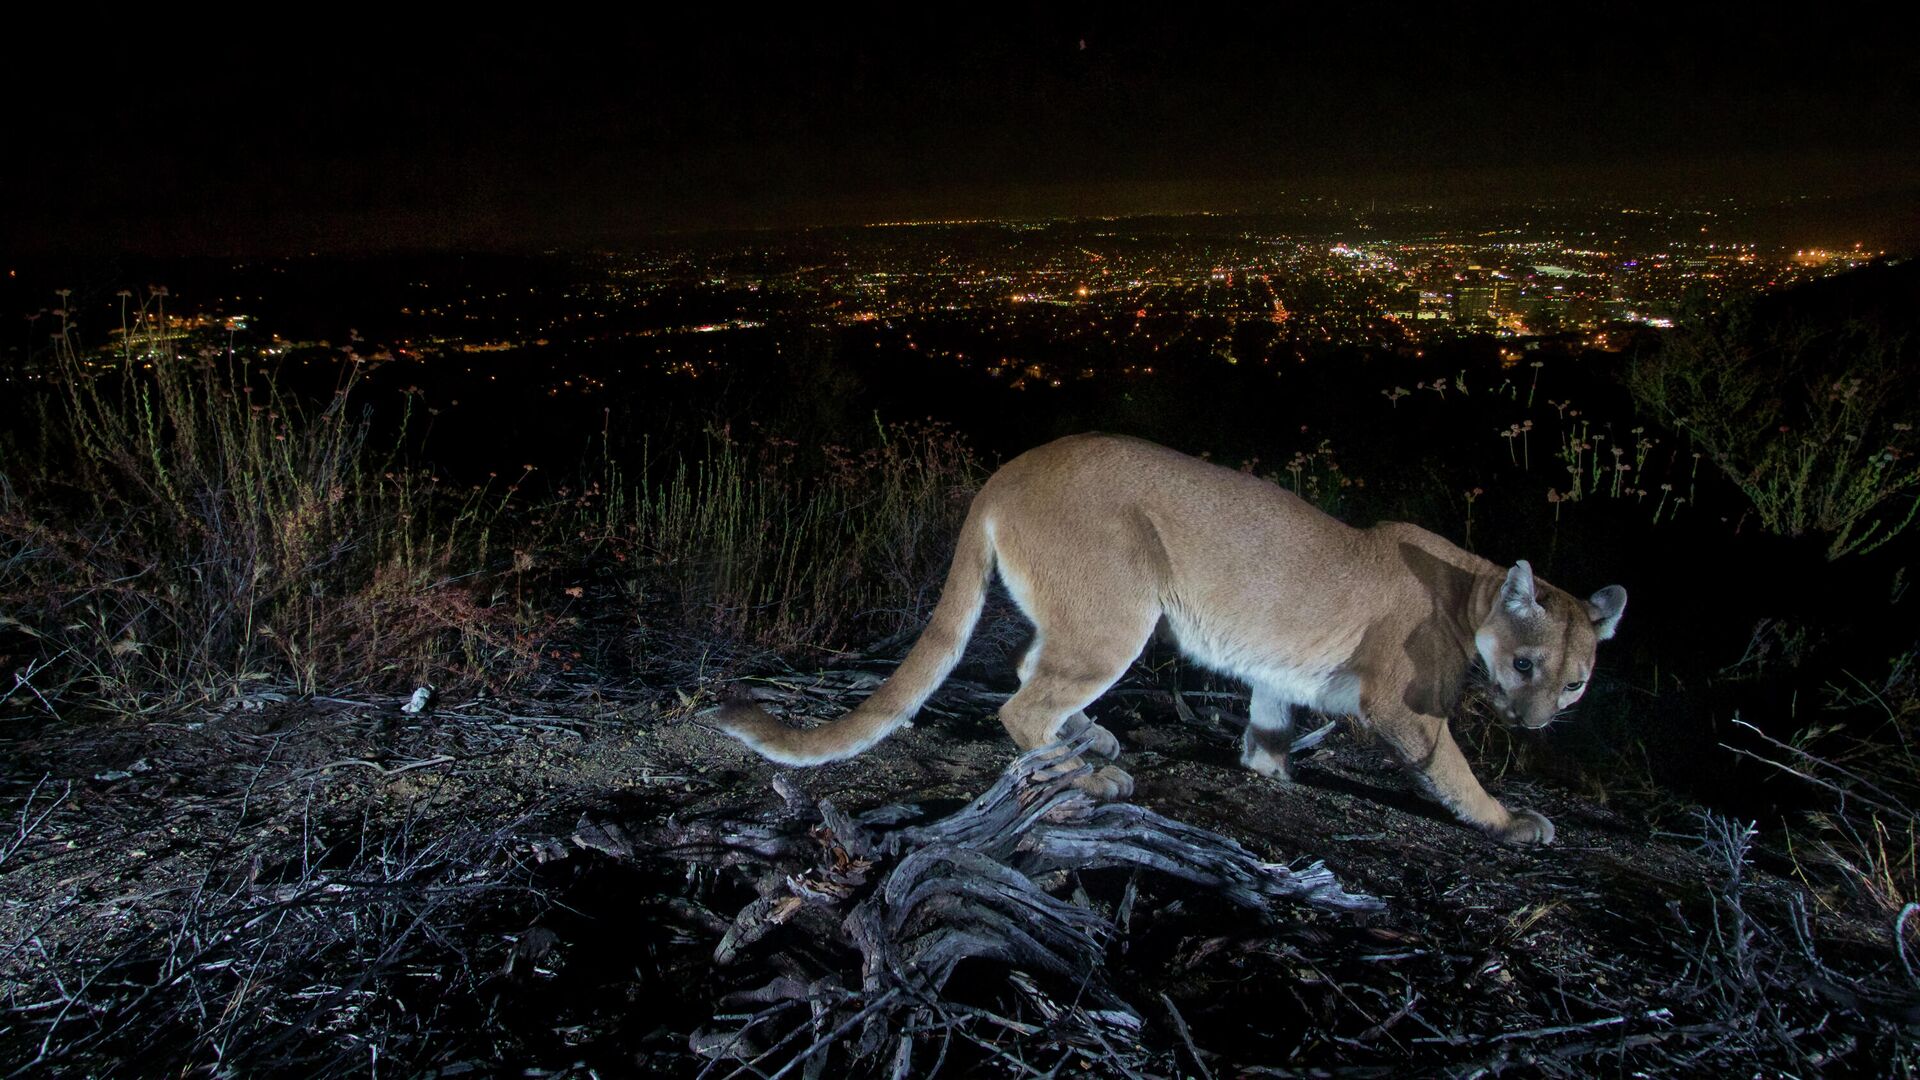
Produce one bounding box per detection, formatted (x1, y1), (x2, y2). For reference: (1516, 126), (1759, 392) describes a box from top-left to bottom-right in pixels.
(2, 663), (1914, 1076)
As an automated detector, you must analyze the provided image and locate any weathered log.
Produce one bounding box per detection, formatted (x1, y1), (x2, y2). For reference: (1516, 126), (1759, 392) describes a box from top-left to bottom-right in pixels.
(681, 734), (1380, 1075)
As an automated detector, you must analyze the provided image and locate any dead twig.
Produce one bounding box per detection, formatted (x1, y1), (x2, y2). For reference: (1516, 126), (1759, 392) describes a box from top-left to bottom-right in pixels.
(1898, 903), (1919, 990)
(1159, 992), (1213, 1080)
(265, 755), (455, 790)
(1, 774), (71, 869)
(1723, 715), (1911, 817)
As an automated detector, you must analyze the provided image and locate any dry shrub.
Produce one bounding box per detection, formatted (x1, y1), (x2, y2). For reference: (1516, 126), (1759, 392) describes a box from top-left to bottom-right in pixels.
(0, 291), (983, 714)
(297, 560), (556, 694)
(1776, 650), (1920, 926)
(0, 294), (551, 714)
(603, 420), (984, 658)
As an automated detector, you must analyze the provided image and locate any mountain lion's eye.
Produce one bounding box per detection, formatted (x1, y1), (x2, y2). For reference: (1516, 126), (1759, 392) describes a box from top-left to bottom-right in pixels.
(1512, 657), (1533, 675)
(1565, 680), (1585, 692)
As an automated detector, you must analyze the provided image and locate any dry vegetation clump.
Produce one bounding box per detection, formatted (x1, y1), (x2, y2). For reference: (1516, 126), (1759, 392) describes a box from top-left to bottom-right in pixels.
(0, 293), (985, 719)
(1727, 648), (1920, 934)
(0, 295), (555, 714)
(589, 420), (982, 660)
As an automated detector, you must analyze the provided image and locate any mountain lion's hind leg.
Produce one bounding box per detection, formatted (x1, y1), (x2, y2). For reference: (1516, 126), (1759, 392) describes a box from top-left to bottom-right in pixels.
(1241, 684), (1297, 781)
(1016, 637), (1120, 760)
(1001, 639), (1146, 799)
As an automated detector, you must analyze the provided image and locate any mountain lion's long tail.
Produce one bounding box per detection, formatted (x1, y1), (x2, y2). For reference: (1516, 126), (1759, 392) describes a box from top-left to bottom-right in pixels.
(712, 504), (996, 765)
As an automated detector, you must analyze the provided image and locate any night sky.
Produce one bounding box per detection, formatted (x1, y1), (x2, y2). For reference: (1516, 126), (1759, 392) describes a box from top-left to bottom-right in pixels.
(7, 7), (1917, 254)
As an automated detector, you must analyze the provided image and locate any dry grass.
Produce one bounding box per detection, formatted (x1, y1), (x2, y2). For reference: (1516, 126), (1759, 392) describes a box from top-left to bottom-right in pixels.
(0, 294), (550, 715)
(0, 294), (984, 719)
(1747, 650), (1920, 931)
(591, 420), (981, 656)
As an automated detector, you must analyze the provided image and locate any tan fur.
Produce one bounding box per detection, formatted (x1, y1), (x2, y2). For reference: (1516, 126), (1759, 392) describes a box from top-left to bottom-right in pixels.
(715, 434), (1626, 845)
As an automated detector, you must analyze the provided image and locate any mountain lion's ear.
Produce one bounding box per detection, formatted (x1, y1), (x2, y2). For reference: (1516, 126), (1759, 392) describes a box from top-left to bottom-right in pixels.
(1587, 585), (1627, 641)
(1501, 560), (1543, 617)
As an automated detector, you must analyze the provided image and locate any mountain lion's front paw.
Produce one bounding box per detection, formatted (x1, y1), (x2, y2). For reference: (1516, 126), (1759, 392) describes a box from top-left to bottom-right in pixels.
(1495, 809), (1556, 846)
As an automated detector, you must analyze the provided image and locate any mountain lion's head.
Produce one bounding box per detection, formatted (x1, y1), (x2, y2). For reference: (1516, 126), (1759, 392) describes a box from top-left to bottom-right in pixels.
(1474, 560), (1626, 729)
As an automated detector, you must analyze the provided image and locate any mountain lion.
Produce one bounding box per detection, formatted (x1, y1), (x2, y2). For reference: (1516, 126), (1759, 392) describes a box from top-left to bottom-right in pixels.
(716, 434), (1626, 845)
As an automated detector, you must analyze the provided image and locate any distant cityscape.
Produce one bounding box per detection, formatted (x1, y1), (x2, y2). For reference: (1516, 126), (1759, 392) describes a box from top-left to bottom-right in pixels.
(7, 198), (1895, 394)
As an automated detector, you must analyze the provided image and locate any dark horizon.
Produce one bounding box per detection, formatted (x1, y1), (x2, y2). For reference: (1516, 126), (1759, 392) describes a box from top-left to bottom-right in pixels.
(7, 8), (1918, 256)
